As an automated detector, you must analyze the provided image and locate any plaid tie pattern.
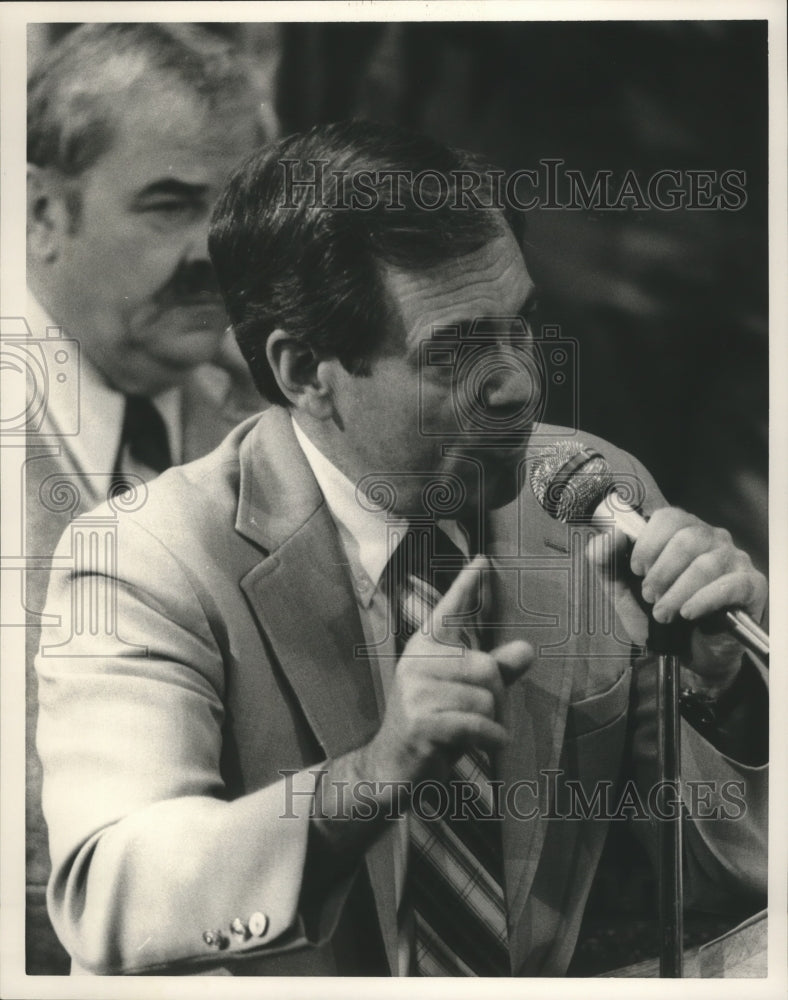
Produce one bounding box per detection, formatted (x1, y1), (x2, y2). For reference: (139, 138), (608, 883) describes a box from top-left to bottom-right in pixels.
(389, 524), (510, 977)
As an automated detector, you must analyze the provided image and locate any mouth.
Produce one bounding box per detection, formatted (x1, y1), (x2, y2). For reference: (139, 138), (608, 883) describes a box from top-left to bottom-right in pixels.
(167, 294), (224, 309)
(143, 353), (202, 374)
(455, 431), (531, 455)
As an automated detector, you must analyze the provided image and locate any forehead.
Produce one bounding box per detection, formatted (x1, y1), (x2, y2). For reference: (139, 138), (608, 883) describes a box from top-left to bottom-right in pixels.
(85, 84), (259, 193)
(382, 227), (533, 350)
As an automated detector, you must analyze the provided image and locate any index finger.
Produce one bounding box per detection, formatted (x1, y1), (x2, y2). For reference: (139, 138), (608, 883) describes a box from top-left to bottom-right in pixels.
(630, 507), (699, 577)
(432, 554), (488, 641)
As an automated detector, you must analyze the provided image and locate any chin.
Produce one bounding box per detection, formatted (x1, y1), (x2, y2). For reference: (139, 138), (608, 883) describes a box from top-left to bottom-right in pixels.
(479, 465), (523, 512)
(122, 366), (193, 397)
(169, 305), (226, 335)
(454, 443), (527, 511)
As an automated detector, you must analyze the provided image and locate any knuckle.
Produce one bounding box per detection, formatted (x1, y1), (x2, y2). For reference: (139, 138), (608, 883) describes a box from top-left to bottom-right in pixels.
(407, 676), (432, 703)
(401, 692), (421, 718)
(733, 550), (753, 571)
(748, 569), (766, 595)
(693, 549), (724, 575)
(469, 651), (497, 683)
(470, 716), (489, 739)
(648, 507), (670, 528)
(399, 660), (421, 686)
(645, 562), (668, 589)
(477, 688), (495, 717)
(653, 506), (689, 530)
(673, 524), (701, 548)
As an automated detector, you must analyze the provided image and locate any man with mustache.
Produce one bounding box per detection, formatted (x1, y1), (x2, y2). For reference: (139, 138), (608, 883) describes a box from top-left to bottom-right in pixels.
(35, 121), (767, 977)
(24, 23), (268, 973)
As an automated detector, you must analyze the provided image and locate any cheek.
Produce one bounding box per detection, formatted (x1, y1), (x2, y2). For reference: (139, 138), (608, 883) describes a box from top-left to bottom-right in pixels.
(415, 382), (457, 433)
(78, 210), (184, 287)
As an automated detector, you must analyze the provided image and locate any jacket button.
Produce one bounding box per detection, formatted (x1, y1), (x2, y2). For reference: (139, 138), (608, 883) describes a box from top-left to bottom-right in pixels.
(202, 929), (227, 949)
(229, 917), (248, 939)
(248, 911), (269, 938)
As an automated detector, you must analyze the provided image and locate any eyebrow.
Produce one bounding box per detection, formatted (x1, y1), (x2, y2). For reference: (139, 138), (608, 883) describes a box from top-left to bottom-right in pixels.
(403, 278), (541, 361)
(439, 286), (541, 332)
(134, 179), (210, 201)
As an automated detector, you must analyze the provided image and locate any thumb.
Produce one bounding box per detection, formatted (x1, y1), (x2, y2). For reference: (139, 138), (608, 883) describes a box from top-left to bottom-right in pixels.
(432, 553), (488, 640)
(492, 639), (533, 684)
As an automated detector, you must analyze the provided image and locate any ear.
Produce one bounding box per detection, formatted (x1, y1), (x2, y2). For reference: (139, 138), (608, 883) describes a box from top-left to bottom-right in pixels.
(27, 165), (73, 263)
(265, 329), (335, 418)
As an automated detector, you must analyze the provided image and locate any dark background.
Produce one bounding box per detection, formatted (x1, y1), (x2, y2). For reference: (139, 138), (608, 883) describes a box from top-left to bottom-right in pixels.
(272, 20), (769, 576)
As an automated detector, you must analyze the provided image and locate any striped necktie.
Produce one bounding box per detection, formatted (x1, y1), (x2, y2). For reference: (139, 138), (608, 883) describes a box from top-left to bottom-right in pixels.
(389, 523), (510, 977)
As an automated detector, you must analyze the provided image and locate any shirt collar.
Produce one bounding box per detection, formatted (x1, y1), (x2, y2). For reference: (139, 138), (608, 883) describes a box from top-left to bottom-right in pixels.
(291, 417), (469, 608)
(26, 290), (183, 471)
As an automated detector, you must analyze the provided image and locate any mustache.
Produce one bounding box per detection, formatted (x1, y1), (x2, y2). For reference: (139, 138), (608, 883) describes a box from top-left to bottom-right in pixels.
(153, 260), (223, 307)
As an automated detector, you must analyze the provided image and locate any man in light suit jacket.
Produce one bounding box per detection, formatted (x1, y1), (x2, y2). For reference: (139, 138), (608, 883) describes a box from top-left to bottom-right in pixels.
(24, 23), (269, 973)
(35, 122), (768, 976)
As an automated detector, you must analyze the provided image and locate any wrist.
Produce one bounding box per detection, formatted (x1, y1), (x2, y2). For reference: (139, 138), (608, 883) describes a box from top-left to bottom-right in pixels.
(312, 744), (410, 841)
(677, 655), (768, 765)
(680, 661), (741, 701)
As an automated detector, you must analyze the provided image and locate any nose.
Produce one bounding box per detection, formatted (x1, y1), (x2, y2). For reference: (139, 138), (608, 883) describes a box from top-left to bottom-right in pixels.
(182, 222), (212, 265)
(171, 222), (222, 298)
(481, 349), (540, 414)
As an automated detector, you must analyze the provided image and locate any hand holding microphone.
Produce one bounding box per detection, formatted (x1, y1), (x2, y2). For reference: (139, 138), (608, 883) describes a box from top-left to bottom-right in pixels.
(530, 442), (768, 685)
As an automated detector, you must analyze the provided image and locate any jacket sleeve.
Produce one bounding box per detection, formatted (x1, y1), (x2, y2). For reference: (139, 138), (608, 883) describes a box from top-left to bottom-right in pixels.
(628, 652), (768, 910)
(607, 441), (769, 909)
(35, 517), (350, 975)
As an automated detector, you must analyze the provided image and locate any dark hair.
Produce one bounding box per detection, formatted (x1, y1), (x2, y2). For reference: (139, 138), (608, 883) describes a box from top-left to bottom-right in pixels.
(28, 23), (261, 176)
(208, 120), (525, 406)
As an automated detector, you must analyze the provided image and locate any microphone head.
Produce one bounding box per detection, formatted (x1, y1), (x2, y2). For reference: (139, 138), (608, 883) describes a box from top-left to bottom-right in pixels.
(530, 440), (613, 522)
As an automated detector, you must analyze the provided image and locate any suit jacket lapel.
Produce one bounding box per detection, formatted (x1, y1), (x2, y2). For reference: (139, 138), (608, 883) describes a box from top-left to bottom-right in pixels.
(235, 410), (398, 973)
(240, 508), (380, 758)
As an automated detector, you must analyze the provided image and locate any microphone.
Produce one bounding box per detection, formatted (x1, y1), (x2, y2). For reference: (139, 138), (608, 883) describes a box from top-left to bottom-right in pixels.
(529, 440), (769, 662)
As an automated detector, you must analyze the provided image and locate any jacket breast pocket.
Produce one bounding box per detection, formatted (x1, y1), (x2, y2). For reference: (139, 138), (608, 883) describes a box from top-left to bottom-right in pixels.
(564, 663), (631, 742)
(560, 665), (632, 800)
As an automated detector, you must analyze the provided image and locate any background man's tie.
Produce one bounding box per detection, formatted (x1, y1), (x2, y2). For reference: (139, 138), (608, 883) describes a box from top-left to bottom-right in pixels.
(113, 395), (172, 483)
(389, 524), (510, 977)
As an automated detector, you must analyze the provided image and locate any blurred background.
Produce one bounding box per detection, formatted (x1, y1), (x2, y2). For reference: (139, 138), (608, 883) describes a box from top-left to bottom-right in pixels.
(28, 19), (769, 975)
(30, 19), (769, 574)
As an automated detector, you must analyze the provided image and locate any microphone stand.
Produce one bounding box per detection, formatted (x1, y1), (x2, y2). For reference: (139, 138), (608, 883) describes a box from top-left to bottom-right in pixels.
(648, 616), (688, 978)
(649, 612), (769, 979)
